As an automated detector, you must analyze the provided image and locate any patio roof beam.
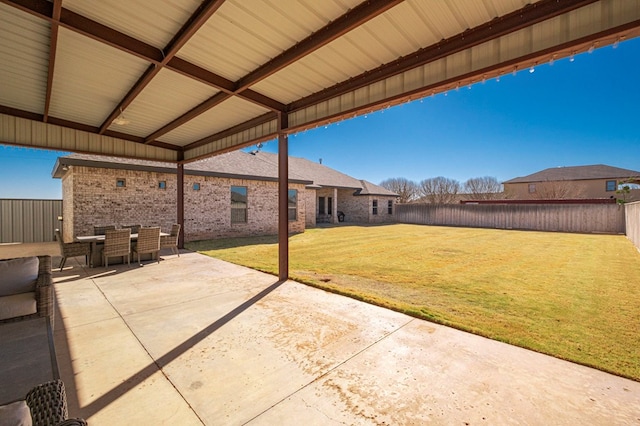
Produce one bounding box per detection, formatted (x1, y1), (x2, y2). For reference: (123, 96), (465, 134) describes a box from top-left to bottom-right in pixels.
(145, 92), (232, 143)
(185, 112), (278, 152)
(3, 0), (284, 125)
(233, 0), (404, 93)
(98, 0), (228, 134)
(152, 0), (402, 136)
(42, 0), (61, 123)
(289, 0), (599, 112)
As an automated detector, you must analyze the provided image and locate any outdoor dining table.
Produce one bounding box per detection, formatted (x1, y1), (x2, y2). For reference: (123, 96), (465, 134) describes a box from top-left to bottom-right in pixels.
(76, 232), (169, 267)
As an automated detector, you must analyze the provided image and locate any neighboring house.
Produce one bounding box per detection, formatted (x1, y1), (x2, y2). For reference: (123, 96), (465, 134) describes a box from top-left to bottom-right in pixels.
(503, 164), (640, 201)
(51, 151), (397, 242)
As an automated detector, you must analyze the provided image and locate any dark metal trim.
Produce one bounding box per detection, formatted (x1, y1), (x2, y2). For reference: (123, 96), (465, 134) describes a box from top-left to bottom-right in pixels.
(289, 0), (599, 112)
(278, 112), (289, 281)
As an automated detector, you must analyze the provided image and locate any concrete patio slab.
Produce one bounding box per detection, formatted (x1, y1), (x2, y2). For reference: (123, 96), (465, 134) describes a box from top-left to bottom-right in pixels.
(2, 244), (638, 425)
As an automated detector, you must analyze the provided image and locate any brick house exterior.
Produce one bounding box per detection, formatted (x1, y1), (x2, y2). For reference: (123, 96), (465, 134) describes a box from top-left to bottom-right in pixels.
(503, 164), (640, 202)
(52, 151), (397, 242)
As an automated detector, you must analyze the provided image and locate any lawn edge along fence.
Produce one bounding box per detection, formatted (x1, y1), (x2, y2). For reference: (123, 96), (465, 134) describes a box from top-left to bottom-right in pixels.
(396, 202), (625, 235)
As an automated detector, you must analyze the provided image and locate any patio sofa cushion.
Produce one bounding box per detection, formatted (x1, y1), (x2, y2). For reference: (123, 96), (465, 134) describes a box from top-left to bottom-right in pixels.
(0, 256), (39, 296)
(0, 292), (38, 321)
(0, 400), (32, 426)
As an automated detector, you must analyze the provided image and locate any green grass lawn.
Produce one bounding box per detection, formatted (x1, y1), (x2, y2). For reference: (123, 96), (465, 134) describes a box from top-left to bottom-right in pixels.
(186, 224), (640, 381)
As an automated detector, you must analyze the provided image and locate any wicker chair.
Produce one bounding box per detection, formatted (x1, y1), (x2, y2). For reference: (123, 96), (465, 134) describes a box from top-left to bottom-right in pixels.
(54, 230), (90, 271)
(133, 227), (160, 264)
(121, 224), (141, 234)
(0, 255), (54, 328)
(160, 224), (181, 257)
(103, 228), (131, 268)
(24, 379), (87, 426)
(93, 225), (116, 236)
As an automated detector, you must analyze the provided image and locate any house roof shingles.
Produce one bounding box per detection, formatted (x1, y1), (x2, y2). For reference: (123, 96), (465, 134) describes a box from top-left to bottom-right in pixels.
(504, 164), (640, 184)
(53, 152), (397, 196)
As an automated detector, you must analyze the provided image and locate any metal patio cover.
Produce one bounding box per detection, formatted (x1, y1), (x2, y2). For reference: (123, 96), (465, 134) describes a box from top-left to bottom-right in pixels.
(1, 0), (639, 163)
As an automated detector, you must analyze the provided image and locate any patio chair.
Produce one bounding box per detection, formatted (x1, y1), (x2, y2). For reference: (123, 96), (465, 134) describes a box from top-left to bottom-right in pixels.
(103, 228), (131, 268)
(133, 227), (161, 264)
(160, 224), (181, 257)
(54, 229), (90, 271)
(93, 225), (116, 235)
(121, 224), (141, 234)
(0, 255), (53, 327)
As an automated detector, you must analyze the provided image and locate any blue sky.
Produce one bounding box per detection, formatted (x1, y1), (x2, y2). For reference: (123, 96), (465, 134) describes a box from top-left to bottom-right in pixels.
(1, 37), (639, 199)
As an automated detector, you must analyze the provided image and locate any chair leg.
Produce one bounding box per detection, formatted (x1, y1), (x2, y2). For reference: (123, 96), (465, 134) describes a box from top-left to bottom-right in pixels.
(59, 256), (67, 271)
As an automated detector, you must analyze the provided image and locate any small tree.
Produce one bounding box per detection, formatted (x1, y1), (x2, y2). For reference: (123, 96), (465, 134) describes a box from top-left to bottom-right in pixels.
(463, 176), (502, 200)
(379, 177), (418, 203)
(615, 177), (640, 204)
(419, 177), (461, 204)
(616, 184), (631, 205)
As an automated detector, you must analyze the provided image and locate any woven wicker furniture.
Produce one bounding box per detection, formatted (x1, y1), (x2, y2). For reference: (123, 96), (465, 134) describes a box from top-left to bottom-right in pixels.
(93, 225), (116, 235)
(24, 379), (87, 426)
(103, 228), (131, 268)
(0, 379), (86, 425)
(0, 256), (53, 327)
(160, 224), (181, 257)
(121, 224), (141, 234)
(54, 230), (90, 271)
(133, 227), (161, 264)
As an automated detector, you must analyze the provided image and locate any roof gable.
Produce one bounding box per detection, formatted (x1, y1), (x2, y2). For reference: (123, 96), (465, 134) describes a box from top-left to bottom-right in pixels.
(504, 164), (640, 184)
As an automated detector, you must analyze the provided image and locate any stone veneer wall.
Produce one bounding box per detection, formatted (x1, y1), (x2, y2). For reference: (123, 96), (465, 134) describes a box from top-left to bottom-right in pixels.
(64, 166), (307, 242)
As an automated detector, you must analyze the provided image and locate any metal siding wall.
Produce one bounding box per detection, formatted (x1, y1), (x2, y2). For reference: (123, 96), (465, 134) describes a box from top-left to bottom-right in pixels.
(0, 114), (178, 162)
(0, 199), (63, 243)
(396, 204), (625, 234)
(625, 201), (640, 251)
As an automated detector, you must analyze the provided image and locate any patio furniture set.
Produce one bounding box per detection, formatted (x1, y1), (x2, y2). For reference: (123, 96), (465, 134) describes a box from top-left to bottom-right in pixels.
(56, 224), (181, 269)
(0, 255), (86, 425)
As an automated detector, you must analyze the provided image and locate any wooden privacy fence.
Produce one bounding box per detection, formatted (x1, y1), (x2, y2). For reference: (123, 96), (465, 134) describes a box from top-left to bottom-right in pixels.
(0, 199), (63, 243)
(625, 201), (640, 251)
(396, 203), (625, 234)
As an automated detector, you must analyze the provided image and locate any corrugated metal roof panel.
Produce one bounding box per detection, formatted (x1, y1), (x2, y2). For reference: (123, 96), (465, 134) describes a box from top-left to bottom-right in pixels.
(49, 28), (150, 126)
(0, 3), (50, 113)
(62, 0), (201, 49)
(106, 69), (219, 136)
(177, 0), (361, 81)
(1, 0), (638, 162)
(492, 0), (537, 17)
(254, 0), (507, 106)
(159, 97), (270, 146)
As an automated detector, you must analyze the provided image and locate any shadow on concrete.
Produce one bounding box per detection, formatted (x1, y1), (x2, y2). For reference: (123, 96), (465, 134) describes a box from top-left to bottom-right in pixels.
(75, 279), (286, 419)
